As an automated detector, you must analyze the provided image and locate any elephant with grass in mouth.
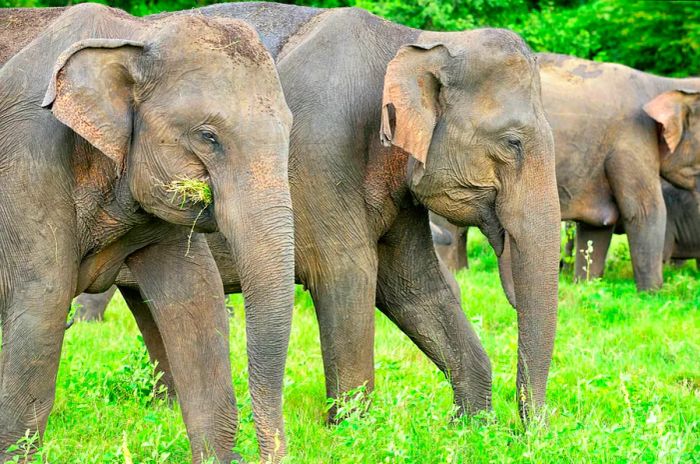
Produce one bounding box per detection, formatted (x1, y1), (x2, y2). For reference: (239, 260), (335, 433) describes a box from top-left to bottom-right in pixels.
(0, 4), (295, 463)
(78, 1), (561, 426)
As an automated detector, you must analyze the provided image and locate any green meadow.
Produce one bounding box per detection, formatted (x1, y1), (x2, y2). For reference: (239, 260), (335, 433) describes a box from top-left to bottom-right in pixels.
(15, 231), (697, 463)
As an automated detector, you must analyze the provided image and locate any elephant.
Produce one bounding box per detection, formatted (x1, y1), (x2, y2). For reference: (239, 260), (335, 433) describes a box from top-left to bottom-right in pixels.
(76, 1), (561, 424)
(661, 181), (700, 267)
(433, 53), (700, 291)
(561, 180), (700, 276)
(0, 4), (295, 463)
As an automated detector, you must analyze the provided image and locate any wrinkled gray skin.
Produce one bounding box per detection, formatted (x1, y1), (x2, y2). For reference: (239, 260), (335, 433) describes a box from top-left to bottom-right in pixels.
(435, 54), (700, 292)
(0, 5), (294, 463)
(78, 2), (561, 423)
(542, 54), (700, 291)
(561, 180), (700, 275)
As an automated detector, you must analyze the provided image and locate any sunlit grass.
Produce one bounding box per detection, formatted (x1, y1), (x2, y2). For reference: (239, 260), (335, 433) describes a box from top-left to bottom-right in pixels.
(30, 231), (700, 463)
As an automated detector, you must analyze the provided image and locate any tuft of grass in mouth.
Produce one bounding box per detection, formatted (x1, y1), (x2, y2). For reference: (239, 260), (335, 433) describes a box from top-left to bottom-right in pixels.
(165, 178), (213, 208)
(164, 178), (213, 256)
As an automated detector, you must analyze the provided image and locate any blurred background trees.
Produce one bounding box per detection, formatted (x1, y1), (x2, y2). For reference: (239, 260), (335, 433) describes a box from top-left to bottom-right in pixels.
(2, 0), (697, 77)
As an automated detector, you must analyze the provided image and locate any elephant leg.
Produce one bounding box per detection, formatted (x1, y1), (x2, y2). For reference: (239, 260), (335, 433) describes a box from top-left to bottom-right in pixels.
(573, 222), (613, 282)
(376, 207), (491, 415)
(607, 150), (665, 291)
(125, 233), (240, 464)
(309, 247), (378, 423)
(74, 286), (116, 321)
(0, 276), (74, 459)
(119, 286), (176, 401)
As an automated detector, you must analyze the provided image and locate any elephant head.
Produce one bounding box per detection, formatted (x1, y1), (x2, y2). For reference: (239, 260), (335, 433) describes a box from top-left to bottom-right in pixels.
(644, 89), (700, 192)
(42, 16), (294, 458)
(380, 29), (560, 420)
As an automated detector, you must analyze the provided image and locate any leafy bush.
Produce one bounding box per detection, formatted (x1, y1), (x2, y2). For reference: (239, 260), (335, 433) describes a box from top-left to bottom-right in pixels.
(2, 0), (696, 76)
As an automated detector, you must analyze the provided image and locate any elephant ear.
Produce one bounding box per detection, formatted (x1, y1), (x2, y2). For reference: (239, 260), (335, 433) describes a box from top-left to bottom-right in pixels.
(380, 44), (451, 166)
(42, 38), (145, 174)
(643, 89), (699, 155)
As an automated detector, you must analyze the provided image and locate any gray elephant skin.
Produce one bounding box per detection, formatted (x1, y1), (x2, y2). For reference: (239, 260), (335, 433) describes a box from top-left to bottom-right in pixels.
(75, 1), (561, 426)
(562, 180), (700, 275)
(434, 53), (700, 292)
(0, 4), (295, 463)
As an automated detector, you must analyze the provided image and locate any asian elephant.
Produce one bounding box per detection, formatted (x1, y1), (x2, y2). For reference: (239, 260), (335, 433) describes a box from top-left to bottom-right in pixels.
(433, 54), (700, 291)
(561, 180), (700, 275)
(542, 54), (700, 290)
(77, 1), (560, 424)
(661, 181), (700, 266)
(0, 4), (295, 463)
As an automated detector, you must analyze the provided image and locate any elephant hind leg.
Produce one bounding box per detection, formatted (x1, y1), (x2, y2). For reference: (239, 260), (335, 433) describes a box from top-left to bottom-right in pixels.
(119, 286), (176, 401)
(306, 244), (378, 423)
(376, 206), (491, 416)
(574, 221), (614, 282)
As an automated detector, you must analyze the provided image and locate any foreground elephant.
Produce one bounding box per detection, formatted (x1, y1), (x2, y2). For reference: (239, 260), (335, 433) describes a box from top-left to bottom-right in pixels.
(0, 4), (294, 462)
(434, 54), (700, 291)
(81, 2), (561, 422)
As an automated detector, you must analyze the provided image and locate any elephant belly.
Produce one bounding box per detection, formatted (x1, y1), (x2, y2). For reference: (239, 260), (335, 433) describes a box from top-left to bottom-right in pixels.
(560, 191), (620, 227)
(671, 240), (700, 259)
(77, 252), (126, 295)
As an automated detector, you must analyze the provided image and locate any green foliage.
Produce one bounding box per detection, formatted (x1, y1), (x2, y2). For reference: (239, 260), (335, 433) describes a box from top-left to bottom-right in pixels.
(2, 0), (697, 76)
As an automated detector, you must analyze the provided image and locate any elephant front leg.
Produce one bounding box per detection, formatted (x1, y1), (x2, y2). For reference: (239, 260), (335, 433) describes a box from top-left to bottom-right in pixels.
(0, 272), (75, 460)
(307, 246), (378, 423)
(574, 222), (614, 282)
(124, 233), (240, 464)
(376, 207), (492, 415)
(607, 148), (666, 291)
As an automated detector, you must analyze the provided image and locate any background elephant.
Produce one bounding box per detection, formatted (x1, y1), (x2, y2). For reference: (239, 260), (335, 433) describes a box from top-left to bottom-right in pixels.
(561, 180), (700, 275)
(0, 4), (295, 463)
(95, 1), (560, 424)
(433, 53), (700, 291)
(542, 53), (700, 290)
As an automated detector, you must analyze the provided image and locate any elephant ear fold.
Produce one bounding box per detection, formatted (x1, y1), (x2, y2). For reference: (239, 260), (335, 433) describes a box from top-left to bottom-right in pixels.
(380, 43), (451, 165)
(643, 89), (699, 155)
(42, 38), (145, 174)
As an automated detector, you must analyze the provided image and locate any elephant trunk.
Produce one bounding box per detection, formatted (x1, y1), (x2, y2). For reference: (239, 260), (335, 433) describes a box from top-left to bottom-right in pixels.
(498, 144), (560, 421)
(212, 169), (294, 462)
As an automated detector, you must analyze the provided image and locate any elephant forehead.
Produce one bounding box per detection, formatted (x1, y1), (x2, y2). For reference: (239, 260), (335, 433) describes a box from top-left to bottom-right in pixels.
(148, 15), (270, 67)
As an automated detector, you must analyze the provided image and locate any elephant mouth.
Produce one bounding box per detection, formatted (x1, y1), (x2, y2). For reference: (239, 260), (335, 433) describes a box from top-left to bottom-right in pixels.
(164, 175), (213, 209)
(482, 223), (505, 257)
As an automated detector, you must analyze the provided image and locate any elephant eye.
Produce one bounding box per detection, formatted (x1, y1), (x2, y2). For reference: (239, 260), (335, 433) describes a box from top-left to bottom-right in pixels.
(507, 138), (523, 158)
(201, 130), (219, 146)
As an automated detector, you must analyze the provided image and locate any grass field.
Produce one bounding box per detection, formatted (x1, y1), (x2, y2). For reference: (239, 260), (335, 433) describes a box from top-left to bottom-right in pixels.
(14, 231), (699, 463)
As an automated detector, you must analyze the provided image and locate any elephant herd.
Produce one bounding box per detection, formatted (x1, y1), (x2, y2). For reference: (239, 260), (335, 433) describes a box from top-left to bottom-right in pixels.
(0, 3), (697, 463)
